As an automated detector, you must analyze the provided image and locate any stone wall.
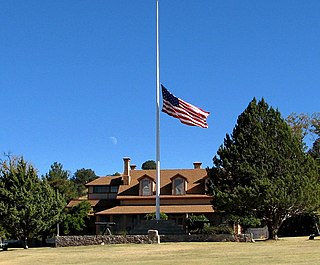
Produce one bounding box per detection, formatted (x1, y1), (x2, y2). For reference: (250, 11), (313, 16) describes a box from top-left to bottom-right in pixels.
(160, 234), (235, 242)
(55, 235), (155, 247)
(55, 233), (253, 247)
(161, 234), (253, 242)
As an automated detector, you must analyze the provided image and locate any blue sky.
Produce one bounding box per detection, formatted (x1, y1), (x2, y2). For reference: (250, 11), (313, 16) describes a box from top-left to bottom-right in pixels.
(1, 0), (319, 177)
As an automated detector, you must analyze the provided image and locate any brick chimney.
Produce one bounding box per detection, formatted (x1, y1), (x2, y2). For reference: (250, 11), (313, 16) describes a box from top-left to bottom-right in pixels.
(130, 164), (137, 170)
(193, 162), (202, 169)
(123, 157), (131, 185)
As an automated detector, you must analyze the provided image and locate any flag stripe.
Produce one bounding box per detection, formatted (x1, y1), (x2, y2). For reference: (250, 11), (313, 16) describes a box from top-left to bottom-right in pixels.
(163, 103), (207, 128)
(163, 100), (208, 128)
(179, 100), (209, 120)
(162, 92), (209, 128)
(161, 85), (210, 128)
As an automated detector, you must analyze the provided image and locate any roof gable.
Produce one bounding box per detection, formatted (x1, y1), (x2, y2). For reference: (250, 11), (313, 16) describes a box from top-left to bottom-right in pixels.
(170, 174), (188, 182)
(137, 174), (155, 182)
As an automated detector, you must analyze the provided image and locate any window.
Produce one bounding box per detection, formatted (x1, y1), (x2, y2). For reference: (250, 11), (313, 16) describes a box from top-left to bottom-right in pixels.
(138, 175), (154, 196)
(93, 186), (110, 193)
(141, 179), (152, 196)
(110, 186), (118, 193)
(173, 178), (185, 195)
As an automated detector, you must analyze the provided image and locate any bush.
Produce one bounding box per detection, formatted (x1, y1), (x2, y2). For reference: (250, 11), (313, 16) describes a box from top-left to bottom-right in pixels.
(145, 212), (168, 220)
(203, 224), (234, 235)
(186, 214), (209, 233)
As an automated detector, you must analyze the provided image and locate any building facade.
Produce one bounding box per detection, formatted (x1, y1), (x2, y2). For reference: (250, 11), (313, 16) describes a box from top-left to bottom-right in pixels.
(70, 157), (224, 234)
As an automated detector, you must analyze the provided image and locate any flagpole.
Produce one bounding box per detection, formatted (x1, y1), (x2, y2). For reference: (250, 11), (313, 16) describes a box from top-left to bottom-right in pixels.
(155, 0), (161, 221)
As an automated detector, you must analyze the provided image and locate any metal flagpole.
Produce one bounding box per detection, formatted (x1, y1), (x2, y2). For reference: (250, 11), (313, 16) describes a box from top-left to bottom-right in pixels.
(155, 0), (161, 221)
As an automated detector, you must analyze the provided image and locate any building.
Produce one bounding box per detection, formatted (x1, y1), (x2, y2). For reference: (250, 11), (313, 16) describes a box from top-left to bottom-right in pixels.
(74, 157), (223, 234)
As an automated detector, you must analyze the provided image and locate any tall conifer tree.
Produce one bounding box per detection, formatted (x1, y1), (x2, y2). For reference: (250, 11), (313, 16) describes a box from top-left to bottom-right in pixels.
(0, 157), (65, 247)
(43, 162), (77, 202)
(209, 98), (320, 239)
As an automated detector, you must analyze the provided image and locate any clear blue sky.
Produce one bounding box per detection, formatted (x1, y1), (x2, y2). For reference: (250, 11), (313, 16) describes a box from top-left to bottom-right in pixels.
(1, 0), (319, 177)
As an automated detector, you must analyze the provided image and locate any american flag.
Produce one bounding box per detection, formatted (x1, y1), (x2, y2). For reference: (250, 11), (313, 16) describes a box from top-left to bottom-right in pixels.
(161, 85), (210, 128)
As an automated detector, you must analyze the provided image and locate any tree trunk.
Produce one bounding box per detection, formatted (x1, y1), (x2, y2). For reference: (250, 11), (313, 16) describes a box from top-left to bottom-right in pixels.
(24, 237), (28, 249)
(267, 222), (279, 240)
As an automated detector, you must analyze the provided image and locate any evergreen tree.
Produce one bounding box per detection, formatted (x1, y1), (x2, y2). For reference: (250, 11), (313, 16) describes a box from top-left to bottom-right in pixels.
(43, 162), (77, 202)
(71, 168), (98, 197)
(142, 160), (156, 170)
(208, 98), (320, 239)
(309, 139), (320, 162)
(62, 201), (91, 235)
(44, 165), (98, 236)
(309, 117), (320, 164)
(0, 157), (65, 247)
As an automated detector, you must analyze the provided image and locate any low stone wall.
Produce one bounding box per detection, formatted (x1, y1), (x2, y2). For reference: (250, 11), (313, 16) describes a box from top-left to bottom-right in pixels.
(161, 234), (253, 242)
(55, 235), (154, 247)
(55, 233), (253, 247)
(160, 234), (235, 242)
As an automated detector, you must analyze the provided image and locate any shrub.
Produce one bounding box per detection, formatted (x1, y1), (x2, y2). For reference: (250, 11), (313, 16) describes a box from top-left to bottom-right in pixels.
(203, 224), (234, 235)
(186, 214), (209, 233)
(145, 212), (168, 220)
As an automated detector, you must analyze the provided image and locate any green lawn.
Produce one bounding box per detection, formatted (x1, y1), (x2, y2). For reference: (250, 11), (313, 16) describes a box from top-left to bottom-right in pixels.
(1, 237), (320, 265)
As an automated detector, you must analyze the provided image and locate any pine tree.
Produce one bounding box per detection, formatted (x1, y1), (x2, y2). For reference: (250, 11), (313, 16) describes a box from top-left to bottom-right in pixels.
(43, 162), (77, 202)
(71, 168), (98, 197)
(0, 157), (65, 247)
(62, 201), (91, 235)
(209, 98), (320, 239)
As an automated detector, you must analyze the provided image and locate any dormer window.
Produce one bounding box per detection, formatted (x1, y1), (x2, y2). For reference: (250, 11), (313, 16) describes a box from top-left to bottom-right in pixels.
(142, 179), (151, 195)
(171, 175), (187, 195)
(174, 178), (184, 195)
(139, 176), (154, 196)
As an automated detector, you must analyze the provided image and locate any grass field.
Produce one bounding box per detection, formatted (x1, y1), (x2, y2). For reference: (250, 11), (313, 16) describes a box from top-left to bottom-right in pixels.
(1, 237), (320, 265)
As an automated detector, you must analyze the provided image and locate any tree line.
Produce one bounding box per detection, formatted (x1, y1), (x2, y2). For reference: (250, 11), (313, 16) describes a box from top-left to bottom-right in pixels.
(0, 154), (158, 247)
(0, 158), (98, 248)
(0, 97), (319, 243)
